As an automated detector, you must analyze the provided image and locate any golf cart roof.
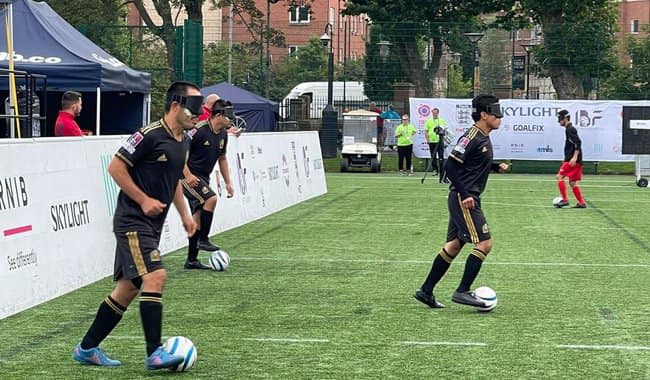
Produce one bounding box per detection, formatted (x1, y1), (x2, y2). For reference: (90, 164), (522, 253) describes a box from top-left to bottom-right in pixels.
(343, 109), (380, 117)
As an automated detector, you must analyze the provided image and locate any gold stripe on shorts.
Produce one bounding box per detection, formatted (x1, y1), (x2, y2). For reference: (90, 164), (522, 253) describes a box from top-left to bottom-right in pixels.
(126, 231), (147, 276)
(182, 180), (206, 204)
(458, 194), (479, 243)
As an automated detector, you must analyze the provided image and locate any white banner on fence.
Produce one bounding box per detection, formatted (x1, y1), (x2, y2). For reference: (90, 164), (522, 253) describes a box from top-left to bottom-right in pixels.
(408, 98), (650, 161)
(0, 131), (326, 319)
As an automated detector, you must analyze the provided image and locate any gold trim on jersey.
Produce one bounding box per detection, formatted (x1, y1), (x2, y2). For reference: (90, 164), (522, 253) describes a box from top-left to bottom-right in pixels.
(457, 194), (479, 243)
(115, 152), (134, 167)
(126, 231), (147, 276)
(182, 179), (206, 204)
(450, 154), (463, 164)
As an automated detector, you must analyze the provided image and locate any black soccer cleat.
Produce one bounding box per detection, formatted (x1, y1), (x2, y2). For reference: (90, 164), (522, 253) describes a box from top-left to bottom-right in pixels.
(451, 291), (488, 308)
(554, 199), (569, 208)
(413, 289), (445, 308)
(573, 203), (587, 209)
(184, 260), (211, 270)
(197, 239), (220, 251)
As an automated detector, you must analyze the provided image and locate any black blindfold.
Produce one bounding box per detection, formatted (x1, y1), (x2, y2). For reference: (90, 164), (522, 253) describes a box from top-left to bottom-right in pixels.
(167, 94), (204, 116)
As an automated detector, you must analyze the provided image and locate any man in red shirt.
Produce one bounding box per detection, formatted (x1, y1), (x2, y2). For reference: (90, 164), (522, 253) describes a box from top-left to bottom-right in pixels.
(198, 93), (220, 121)
(54, 91), (83, 136)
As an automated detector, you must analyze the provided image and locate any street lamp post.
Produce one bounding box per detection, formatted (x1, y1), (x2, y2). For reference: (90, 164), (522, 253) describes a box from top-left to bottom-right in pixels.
(320, 23), (338, 158)
(521, 42), (538, 99)
(320, 23), (334, 111)
(464, 32), (484, 97)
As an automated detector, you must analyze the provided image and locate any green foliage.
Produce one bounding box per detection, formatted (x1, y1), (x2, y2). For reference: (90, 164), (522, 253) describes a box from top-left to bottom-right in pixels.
(478, 29), (511, 94)
(501, 0), (619, 98)
(268, 38), (328, 101)
(446, 65), (472, 98)
(337, 58), (366, 83)
(38, 0), (128, 59)
(601, 32), (650, 100)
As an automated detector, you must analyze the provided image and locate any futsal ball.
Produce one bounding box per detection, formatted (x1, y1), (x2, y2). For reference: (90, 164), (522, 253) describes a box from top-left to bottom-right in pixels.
(474, 286), (497, 312)
(162, 336), (197, 372)
(208, 249), (230, 271)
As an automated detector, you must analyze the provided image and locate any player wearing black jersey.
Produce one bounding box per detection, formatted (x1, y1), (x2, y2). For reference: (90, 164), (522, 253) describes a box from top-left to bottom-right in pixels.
(182, 99), (235, 269)
(73, 82), (200, 369)
(414, 95), (509, 309)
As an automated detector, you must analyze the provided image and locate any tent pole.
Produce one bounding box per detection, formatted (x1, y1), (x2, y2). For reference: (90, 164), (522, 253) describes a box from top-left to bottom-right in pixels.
(146, 93), (151, 124)
(6, 2), (20, 138)
(96, 87), (101, 136)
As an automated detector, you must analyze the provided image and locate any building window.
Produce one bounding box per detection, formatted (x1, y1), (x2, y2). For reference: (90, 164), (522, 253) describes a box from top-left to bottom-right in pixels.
(329, 7), (335, 26)
(289, 6), (310, 24)
(631, 19), (639, 34)
(289, 46), (299, 57)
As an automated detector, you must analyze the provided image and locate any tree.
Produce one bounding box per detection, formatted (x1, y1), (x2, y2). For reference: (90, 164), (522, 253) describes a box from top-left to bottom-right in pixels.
(500, 0), (618, 99)
(269, 37), (327, 101)
(38, 0), (127, 58)
(601, 32), (650, 100)
(344, 0), (508, 97)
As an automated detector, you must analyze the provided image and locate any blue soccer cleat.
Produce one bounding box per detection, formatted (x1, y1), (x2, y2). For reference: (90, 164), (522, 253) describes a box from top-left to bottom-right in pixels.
(72, 343), (121, 366)
(145, 346), (184, 370)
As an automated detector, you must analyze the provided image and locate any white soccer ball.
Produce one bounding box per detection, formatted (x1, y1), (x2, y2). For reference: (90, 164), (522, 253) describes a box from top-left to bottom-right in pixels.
(552, 196), (564, 207)
(208, 249), (231, 271)
(474, 286), (497, 312)
(162, 336), (197, 372)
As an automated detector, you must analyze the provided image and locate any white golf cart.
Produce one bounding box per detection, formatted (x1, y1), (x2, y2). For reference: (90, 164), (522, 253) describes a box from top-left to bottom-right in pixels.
(340, 109), (381, 172)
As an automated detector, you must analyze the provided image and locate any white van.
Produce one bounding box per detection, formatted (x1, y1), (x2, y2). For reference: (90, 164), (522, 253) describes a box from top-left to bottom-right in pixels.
(281, 81), (367, 118)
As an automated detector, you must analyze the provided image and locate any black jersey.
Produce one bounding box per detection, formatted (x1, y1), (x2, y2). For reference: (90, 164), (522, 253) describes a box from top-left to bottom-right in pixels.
(114, 119), (190, 233)
(447, 126), (494, 197)
(563, 123), (582, 163)
(186, 120), (228, 179)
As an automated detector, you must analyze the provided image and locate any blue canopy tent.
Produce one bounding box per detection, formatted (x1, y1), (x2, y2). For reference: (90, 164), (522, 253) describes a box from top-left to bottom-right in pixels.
(0, 0), (151, 136)
(201, 82), (278, 132)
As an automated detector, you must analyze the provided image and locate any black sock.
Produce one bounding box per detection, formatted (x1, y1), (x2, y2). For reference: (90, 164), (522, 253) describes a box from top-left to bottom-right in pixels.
(139, 292), (163, 356)
(421, 248), (454, 294)
(81, 296), (127, 350)
(187, 234), (199, 262)
(199, 209), (214, 240)
(457, 248), (487, 293)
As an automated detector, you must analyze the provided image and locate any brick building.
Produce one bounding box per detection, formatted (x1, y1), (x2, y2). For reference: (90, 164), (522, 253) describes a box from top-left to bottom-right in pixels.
(225, 0), (368, 64)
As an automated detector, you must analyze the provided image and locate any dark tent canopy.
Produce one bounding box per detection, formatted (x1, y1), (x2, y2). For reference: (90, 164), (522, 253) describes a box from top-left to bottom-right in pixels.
(201, 82), (278, 132)
(0, 0), (151, 136)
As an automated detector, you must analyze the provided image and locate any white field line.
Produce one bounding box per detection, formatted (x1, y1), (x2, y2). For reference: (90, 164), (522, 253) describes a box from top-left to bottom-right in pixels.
(401, 341), (487, 347)
(236, 256), (650, 268)
(243, 338), (330, 343)
(558, 344), (650, 351)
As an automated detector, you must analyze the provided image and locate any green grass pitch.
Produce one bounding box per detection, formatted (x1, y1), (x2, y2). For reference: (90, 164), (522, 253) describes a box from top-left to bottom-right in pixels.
(1, 173), (649, 379)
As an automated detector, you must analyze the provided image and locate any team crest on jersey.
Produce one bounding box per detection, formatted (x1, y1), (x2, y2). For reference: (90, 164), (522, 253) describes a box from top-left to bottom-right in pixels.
(482, 224), (489, 234)
(122, 132), (144, 154)
(186, 128), (198, 139)
(203, 140), (210, 146)
(150, 249), (161, 262)
(219, 140), (225, 149)
(482, 146), (488, 153)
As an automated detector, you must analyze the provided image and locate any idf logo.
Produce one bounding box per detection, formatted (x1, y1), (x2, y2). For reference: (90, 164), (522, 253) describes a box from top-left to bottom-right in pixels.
(575, 109), (603, 128)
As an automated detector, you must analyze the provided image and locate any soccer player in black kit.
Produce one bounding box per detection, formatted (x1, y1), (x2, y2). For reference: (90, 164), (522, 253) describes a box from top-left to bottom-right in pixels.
(72, 82), (200, 369)
(414, 95), (509, 309)
(182, 98), (235, 269)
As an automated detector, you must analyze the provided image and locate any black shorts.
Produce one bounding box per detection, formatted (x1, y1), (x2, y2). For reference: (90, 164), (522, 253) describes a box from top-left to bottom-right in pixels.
(446, 191), (491, 244)
(113, 230), (164, 281)
(182, 176), (216, 213)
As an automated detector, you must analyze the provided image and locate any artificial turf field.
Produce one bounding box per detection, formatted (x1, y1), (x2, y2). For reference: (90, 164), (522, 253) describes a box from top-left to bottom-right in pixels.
(1, 172), (649, 379)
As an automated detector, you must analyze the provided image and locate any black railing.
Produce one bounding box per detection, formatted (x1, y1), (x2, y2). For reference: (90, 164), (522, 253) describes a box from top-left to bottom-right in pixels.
(0, 68), (48, 138)
(279, 97), (395, 121)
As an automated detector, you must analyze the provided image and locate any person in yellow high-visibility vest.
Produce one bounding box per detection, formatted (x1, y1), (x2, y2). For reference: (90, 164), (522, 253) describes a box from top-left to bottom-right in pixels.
(424, 108), (448, 180)
(395, 114), (417, 176)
